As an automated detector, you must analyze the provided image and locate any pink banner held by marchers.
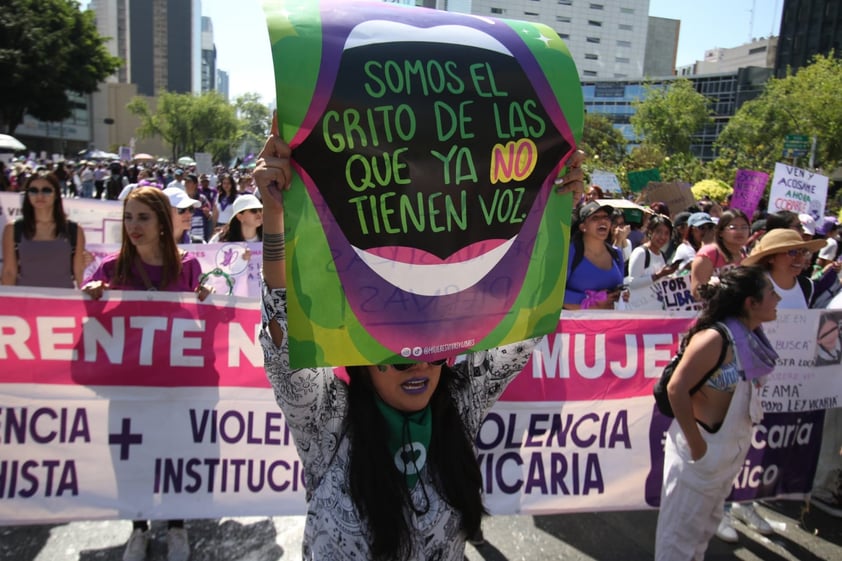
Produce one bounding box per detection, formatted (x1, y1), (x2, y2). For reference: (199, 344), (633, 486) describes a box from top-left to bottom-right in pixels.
(0, 289), (265, 388)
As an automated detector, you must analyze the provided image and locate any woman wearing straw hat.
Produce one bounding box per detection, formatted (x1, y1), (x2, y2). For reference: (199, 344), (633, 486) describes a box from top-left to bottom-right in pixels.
(743, 229), (827, 309)
(746, 229), (842, 519)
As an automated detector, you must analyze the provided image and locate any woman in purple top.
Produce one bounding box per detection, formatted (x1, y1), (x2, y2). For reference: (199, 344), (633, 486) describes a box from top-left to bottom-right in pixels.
(81, 186), (208, 561)
(563, 201), (626, 310)
(84, 187), (205, 293)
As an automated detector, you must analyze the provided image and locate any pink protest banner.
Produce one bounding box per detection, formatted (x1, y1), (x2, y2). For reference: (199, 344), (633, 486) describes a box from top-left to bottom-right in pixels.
(0, 290), (837, 523)
(731, 169), (769, 218)
(0, 287), (264, 388)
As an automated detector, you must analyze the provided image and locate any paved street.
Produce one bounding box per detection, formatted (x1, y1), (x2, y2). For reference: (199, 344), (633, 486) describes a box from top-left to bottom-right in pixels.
(1, 500), (839, 560)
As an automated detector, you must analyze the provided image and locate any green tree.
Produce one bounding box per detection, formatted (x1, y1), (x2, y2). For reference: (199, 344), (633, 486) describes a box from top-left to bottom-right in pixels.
(661, 152), (708, 185)
(580, 113), (627, 167)
(630, 79), (712, 155)
(234, 93), (271, 159)
(715, 53), (842, 173)
(625, 143), (665, 173)
(128, 91), (239, 162)
(0, 0), (121, 133)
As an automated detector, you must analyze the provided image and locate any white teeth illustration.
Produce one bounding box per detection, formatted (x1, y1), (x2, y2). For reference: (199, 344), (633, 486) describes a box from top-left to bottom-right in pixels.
(344, 21), (511, 55)
(352, 238), (515, 296)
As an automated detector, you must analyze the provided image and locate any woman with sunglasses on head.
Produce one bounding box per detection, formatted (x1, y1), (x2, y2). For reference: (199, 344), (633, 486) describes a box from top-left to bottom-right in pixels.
(210, 194), (263, 243)
(81, 186), (209, 561)
(253, 127), (584, 561)
(2, 171), (86, 288)
(690, 209), (751, 301)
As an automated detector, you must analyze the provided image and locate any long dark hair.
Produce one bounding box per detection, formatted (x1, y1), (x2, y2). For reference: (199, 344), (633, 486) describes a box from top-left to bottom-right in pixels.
(20, 172), (69, 239)
(114, 187), (182, 289)
(645, 214), (673, 241)
(714, 208), (749, 263)
(684, 265), (768, 344)
(345, 365), (485, 561)
(219, 212), (262, 242)
(217, 173), (237, 203)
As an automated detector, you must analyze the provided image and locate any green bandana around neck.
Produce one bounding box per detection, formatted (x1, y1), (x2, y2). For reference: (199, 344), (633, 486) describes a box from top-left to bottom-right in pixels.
(374, 397), (432, 489)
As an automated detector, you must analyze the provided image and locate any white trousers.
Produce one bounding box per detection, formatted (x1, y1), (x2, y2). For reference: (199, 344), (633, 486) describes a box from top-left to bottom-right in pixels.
(655, 381), (753, 561)
(812, 406), (842, 500)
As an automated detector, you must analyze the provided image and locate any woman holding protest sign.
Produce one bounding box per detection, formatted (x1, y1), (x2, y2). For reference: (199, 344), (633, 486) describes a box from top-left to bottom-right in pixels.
(655, 265), (781, 561)
(81, 186), (210, 561)
(690, 209), (751, 300)
(745, 230), (842, 519)
(253, 121), (584, 560)
(1, 171), (87, 288)
(624, 214), (678, 311)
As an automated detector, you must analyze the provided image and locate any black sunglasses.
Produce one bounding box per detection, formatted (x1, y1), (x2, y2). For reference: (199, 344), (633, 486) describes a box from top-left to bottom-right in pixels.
(383, 359), (448, 371)
(246, 208), (263, 214)
(27, 187), (55, 196)
(176, 207), (191, 214)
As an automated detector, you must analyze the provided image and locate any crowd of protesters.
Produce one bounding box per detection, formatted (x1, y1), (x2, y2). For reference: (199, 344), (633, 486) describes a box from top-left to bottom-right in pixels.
(0, 156), (261, 243)
(3, 149), (841, 559)
(567, 185), (842, 559)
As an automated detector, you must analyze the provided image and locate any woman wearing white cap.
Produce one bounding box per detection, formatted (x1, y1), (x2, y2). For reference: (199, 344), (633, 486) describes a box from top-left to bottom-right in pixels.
(210, 194), (263, 243)
(163, 187), (205, 244)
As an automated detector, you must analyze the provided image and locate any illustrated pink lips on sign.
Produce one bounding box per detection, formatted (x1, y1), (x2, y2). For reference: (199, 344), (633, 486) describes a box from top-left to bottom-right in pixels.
(291, 19), (572, 359)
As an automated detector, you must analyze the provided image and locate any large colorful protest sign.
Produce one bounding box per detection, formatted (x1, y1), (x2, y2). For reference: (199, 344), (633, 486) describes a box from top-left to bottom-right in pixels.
(768, 163), (828, 220)
(1, 289), (839, 524)
(265, 0), (583, 367)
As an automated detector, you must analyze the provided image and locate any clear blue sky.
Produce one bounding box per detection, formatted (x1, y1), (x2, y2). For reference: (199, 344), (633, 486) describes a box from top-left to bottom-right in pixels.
(84, 0), (785, 104)
(649, 0), (783, 67)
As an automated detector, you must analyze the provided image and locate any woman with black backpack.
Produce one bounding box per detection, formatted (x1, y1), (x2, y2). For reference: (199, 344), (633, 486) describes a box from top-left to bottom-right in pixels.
(655, 266), (781, 561)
